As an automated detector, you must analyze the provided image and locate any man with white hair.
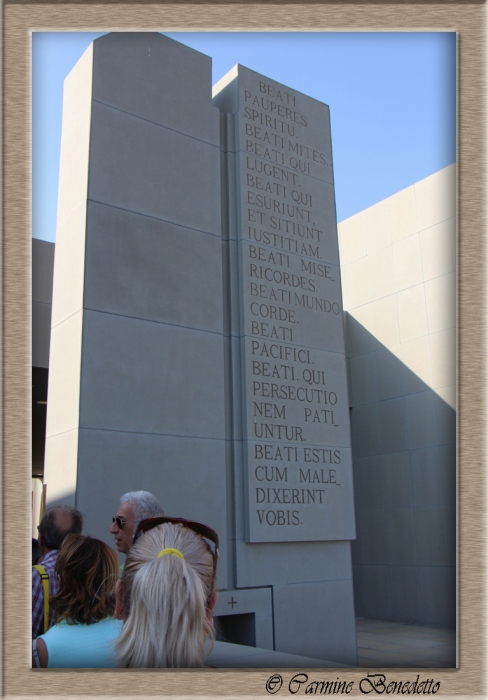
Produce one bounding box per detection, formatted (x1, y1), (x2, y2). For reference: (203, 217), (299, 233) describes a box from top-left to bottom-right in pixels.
(110, 491), (164, 555)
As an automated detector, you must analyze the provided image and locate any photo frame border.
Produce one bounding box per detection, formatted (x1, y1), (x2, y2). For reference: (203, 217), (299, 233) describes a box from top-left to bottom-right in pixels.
(4, 1), (485, 696)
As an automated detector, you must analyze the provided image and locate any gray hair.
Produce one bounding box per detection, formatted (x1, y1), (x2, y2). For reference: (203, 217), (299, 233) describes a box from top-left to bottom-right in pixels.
(120, 491), (164, 524)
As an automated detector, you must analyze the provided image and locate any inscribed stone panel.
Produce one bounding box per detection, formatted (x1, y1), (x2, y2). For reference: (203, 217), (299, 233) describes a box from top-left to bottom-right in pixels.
(216, 66), (354, 543)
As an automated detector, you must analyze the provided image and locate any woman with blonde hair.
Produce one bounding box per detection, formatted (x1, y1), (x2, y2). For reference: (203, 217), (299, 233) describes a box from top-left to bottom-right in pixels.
(33, 534), (121, 668)
(114, 516), (219, 668)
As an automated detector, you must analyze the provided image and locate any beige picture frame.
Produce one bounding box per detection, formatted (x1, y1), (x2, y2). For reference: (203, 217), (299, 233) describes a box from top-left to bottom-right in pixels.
(4, 2), (485, 697)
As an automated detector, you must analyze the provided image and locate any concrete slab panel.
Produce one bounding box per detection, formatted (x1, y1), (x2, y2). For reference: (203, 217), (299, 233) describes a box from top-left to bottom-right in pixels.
(424, 272), (455, 334)
(430, 327), (455, 389)
(414, 505), (455, 567)
(353, 455), (384, 510)
(374, 346), (405, 401)
(385, 507), (417, 565)
(350, 353), (377, 406)
(368, 246), (396, 302)
(45, 310), (83, 438)
(79, 310), (225, 439)
(369, 295), (400, 349)
(438, 443), (456, 505)
(419, 220), (454, 281)
(342, 257), (370, 311)
(224, 150), (238, 241)
(83, 201), (223, 333)
(32, 301), (52, 369)
(410, 447), (444, 506)
(414, 165), (456, 233)
(388, 184), (418, 243)
(351, 403), (380, 457)
(381, 451), (412, 507)
(235, 539), (352, 587)
(88, 101), (221, 234)
(32, 239), (55, 304)
(448, 216), (456, 270)
(389, 565), (422, 624)
(378, 397), (408, 454)
(360, 509), (389, 565)
(346, 307), (380, 357)
(44, 429), (79, 506)
(400, 335), (433, 395)
(92, 33), (220, 146)
(51, 203), (87, 327)
(75, 427), (227, 589)
(224, 238), (241, 338)
(62, 43), (93, 130)
(222, 239), (232, 337)
(273, 579), (357, 665)
(353, 565), (365, 617)
(363, 565), (391, 620)
(228, 337), (243, 441)
(393, 234), (423, 292)
(57, 102), (91, 226)
(418, 566), (455, 628)
(337, 211), (366, 265)
(363, 199), (391, 254)
(350, 499), (363, 565)
(231, 439), (245, 540)
(436, 384), (455, 412)
(406, 391), (438, 449)
(397, 284), (429, 343)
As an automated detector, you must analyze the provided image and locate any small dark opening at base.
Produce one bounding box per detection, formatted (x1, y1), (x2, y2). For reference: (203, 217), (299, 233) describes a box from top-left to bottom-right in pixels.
(214, 612), (256, 647)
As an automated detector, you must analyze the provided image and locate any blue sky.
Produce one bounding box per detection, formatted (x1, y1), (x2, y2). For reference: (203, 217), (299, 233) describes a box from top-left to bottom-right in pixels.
(32, 31), (456, 243)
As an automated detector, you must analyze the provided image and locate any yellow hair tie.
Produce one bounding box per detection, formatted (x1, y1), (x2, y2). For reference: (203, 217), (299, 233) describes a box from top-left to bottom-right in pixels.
(157, 548), (184, 561)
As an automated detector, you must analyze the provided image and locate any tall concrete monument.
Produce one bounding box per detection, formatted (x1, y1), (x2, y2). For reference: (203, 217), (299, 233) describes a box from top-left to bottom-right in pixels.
(45, 33), (357, 665)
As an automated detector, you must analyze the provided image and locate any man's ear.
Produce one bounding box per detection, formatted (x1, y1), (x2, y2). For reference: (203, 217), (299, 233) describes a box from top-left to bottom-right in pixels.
(115, 579), (124, 620)
(37, 532), (49, 556)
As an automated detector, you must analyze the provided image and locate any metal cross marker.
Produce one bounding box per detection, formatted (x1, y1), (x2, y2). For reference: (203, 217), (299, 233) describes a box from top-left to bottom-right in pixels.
(228, 597), (237, 609)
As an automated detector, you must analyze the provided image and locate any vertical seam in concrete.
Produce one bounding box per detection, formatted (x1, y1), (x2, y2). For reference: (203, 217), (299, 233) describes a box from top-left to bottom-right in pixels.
(220, 108), (237, 589)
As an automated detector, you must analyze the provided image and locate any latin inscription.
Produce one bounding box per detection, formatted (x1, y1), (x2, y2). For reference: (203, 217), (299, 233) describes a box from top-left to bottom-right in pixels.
(236, 74), (353, 541)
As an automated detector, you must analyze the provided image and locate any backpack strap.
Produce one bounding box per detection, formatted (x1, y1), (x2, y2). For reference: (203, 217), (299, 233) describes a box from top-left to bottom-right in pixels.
(33, 564), (50, 634)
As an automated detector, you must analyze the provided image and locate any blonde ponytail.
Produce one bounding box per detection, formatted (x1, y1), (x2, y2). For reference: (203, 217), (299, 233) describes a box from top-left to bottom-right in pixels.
(115, 523), (215, 668)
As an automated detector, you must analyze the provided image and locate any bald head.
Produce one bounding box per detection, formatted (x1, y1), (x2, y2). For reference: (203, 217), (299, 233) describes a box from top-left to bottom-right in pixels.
(38, 505), (83, 552)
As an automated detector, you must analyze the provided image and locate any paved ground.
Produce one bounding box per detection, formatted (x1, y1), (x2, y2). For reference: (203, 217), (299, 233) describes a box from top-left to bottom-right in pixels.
(206, 641), (350, 668)
(356, 618), (456, 668)
(207, 618), (456, 668)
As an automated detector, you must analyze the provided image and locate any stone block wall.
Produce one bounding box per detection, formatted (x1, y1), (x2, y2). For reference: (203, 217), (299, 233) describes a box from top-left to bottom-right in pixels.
(338, 165), (456, 627)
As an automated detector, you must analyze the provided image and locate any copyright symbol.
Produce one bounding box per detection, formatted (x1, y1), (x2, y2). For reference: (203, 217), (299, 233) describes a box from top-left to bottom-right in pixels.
(266, 674), (283, 693)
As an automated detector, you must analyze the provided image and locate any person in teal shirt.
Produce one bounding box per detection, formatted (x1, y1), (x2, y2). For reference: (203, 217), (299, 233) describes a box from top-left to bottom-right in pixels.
(33, 534), (120, 668)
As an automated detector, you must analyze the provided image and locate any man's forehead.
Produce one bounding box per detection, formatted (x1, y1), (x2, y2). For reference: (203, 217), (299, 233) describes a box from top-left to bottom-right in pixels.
(116, 501), (135, 519)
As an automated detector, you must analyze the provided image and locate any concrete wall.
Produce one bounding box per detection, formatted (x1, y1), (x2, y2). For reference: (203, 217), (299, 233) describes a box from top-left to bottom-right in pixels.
(213, 65), (358, 665)
(338, 164), (456, 628)
(32, 238), (54, 369)
(43, 33), (229, 588)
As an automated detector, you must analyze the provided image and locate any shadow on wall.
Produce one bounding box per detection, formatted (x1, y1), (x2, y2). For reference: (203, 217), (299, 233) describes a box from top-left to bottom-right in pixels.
(346, 314), (456, 629)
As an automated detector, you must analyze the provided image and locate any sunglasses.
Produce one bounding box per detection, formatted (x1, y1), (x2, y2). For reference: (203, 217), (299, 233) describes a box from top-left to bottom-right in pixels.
(112, 516), (127, 529)
(132, 516), (219, 579)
